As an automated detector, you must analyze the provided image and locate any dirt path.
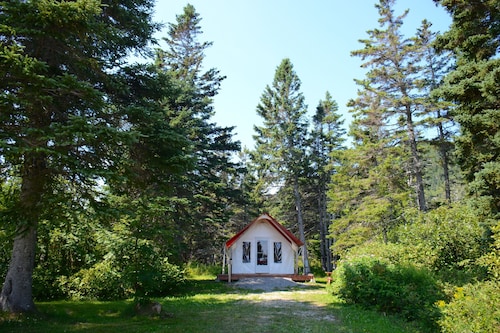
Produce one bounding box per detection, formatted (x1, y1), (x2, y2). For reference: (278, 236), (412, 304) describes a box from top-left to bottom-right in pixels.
(242, 289), (337, 322)
(227, 278), (337, 325)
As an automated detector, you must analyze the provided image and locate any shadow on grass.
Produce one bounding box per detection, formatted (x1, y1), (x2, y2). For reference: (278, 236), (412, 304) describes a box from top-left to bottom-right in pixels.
(0, 279), (427, 333)
(160, 283), (424, 333)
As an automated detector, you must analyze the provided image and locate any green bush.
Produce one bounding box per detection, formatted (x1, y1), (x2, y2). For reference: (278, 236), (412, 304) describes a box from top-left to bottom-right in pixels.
(438, 280), (500, 333)
(347, 242), (416, 266)
(59, 252), (184, 300)
(390, 204), (489, 284)
(32, 265), (66, 300)
(115, 240), (185, 298)
(0, 230), (12, 286)
(60, 259), (129, 300)
(332, 257), (444, 329)
(135, 258), (185, 296)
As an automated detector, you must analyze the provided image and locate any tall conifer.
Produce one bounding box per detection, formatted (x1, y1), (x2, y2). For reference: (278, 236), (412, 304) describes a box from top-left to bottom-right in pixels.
(416, 20), (456, 205)
(434, 0), (500, 216)
(351, 0), (427, 211)
(0, 0), (165, 313)
(155, 4), (241, 262)
(329, 89), (409, 254)
(252, 58), (311, 274)
(310, 92), (345, 271)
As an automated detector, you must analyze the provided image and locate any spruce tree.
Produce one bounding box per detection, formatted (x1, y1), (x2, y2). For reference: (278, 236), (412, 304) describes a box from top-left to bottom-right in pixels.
(416, 20), (456, 205)
(434, 0), (500, 216)
(252, 58), (311, 274)
(0, 0), (174, 313)
(329, 89), (409, 254)
(351, 0), (427, 211)
(310, 92), (345, 271)
(155, 4), (241, 263)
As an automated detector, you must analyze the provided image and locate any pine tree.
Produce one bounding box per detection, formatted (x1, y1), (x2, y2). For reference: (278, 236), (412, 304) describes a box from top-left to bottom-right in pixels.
(224, 150), (263, 237)
(252, 58), (311, 274)
(351, 0), (427, 211)
(416, 20), (456, 206)
(155, 4), (241, 263)
(434, 0), (500, 216)
(329, 89), (409, 254)
(0, 0), (172, 313)
(310, 92), (345, 271)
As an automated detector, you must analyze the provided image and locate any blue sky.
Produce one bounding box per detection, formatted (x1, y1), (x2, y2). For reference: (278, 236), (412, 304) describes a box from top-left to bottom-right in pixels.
(152, 1), (452, 149)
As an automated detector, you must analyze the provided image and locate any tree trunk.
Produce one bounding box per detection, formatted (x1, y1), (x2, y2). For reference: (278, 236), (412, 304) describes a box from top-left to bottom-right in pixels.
(1, 153), (47, 313)
(437, 111), (452, 203)
(293, 176), (310, 274)
(440, 142), (451, 203)
(405, 105), (427, 211)
(318, 186), (333, 272)
(317, 188), (327, 271)
(324, 217), (333, 272)
(0, 224), (38, 313)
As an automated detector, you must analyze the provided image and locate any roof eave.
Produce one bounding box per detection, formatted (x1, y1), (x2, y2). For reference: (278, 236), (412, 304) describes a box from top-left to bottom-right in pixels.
(225, 213), (303, 248)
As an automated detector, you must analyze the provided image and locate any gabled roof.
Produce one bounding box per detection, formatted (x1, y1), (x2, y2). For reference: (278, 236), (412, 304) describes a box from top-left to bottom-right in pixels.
(225, 213), (304, 248)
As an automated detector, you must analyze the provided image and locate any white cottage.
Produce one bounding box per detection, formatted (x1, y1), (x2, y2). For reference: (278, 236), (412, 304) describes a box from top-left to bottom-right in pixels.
(222, 213), (304, 277)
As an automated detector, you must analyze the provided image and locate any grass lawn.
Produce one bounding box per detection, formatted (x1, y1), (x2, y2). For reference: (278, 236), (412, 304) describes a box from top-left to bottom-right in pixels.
(0, 278), (428, 333)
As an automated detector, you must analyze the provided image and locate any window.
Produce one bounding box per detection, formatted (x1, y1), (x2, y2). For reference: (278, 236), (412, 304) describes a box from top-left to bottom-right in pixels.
(274, 242), (282, 263)
(242, 242), (251, 263)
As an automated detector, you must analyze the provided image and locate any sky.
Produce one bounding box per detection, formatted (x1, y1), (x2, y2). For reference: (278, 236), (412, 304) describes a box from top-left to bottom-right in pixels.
(152, 1), (452, 149)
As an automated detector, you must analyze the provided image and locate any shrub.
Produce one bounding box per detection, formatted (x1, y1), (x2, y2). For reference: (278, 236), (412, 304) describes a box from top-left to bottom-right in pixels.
(32, 266), (66, 300)
(116, 240), (185, 298)
(438, 280), (500, 333)
(59, 259), (129, 300)
(332, 257), (444, 329)
(391, 204), (489, 284)
(347, 242), (416, 266)
(0, 231), (11, 282)
(136, 258), (185, 296)
(59, 252), (185, 300)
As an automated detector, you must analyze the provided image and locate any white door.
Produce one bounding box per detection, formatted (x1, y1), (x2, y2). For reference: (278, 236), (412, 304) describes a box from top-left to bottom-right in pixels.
(255, 239), (269, 273)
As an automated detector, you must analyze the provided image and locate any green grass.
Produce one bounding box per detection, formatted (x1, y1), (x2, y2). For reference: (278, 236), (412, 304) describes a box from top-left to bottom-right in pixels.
(0, 279), (429, 333)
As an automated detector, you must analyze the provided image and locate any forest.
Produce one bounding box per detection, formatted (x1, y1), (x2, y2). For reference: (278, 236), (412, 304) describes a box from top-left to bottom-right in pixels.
(0, 0), (499, 332)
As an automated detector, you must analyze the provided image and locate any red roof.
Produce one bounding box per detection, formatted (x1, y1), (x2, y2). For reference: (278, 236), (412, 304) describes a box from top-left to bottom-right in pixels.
(225, 213), (304, 248)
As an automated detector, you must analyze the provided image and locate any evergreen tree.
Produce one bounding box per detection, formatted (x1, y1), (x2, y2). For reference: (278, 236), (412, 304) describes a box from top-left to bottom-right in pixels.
(0, 0), (186, 313)
(310, 92), (345, 271)
(155, 4), (241, 263)
(329, 89), (409, 254)
(416, 20), (456, 206)
(252, 58), (311, 274)
(228, 150), (263, 232)
(434, 0), (500, 217)
(352, 0), (427, 211)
